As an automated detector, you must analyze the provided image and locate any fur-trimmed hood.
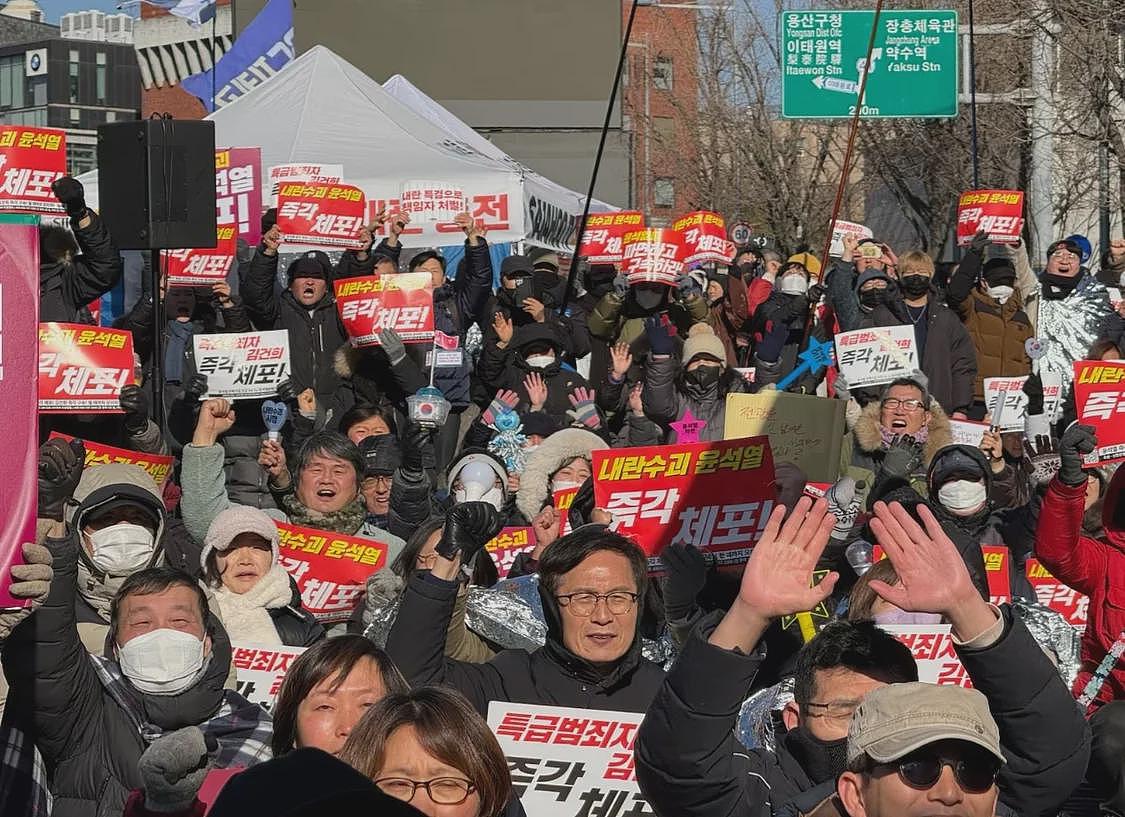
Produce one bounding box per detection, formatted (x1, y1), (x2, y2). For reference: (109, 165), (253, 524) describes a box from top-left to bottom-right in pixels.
(851, 399), (952, 466)
(516, 428), (608, 521)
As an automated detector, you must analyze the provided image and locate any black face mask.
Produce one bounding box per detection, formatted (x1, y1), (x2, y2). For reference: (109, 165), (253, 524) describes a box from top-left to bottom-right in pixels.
(1040, 271), (1080, 300)
(786, 725), (850, 786)
(739, 261), (759, 281)
(685, 365), (721, 390)
(633, 287), (665, 311)
(900, 274), (931, 298)
(859, 288), (887, 310)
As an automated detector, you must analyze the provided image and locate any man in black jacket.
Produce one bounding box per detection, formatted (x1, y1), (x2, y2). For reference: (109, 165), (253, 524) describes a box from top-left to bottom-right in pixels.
(385, 509), (665, 714)
(39, 176), (123, 324)
(635, 497), (1089, 817)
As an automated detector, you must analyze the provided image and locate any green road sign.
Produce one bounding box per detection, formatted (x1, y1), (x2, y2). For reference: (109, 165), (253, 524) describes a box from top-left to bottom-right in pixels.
(780, 10), (959, 119)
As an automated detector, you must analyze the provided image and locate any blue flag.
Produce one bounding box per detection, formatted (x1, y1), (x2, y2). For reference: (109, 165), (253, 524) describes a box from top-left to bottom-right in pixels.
(180, 0), (294, 112)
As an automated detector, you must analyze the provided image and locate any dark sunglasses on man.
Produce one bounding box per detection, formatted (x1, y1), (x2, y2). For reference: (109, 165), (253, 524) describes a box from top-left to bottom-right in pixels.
(868, 742), (1001, 793)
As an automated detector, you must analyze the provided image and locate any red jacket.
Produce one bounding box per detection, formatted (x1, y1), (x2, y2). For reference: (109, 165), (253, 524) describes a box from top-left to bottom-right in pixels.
(1036, 470), (1125, 708)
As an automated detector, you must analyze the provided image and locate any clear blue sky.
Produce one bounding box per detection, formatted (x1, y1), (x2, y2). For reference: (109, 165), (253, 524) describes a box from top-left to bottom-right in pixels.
(36, 1), (135, 23)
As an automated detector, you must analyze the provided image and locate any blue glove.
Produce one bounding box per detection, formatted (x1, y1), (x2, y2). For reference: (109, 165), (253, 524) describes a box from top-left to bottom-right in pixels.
(755, 321), (789, 364)
(644, 315), (676, 356)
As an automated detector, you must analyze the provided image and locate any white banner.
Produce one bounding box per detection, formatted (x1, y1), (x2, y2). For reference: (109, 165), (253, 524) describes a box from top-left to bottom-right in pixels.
(878, 624), (972, 688)
(983, 372), (1062, 432)
(829, 219), (873, 257)
(193, 330), (291, 400)
(834, 325), (918, 390)
(488, 702), (651, 817)
(948, 418), (989, 447)
(400, 180), (467, 223)
(267, 162), (343, 206)
(232, 643), (306, 711)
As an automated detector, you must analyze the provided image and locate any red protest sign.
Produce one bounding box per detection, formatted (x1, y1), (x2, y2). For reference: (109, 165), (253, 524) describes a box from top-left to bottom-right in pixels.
(485, 527), (536, 579)
(981, 545), (1011, 606)
(622, 228), (686, 286)
(579, 211), (645, 263)
(592, 436), (776, 572)
(956, 190), (1024, 247)
(38, 323), (134, 413)
(49, 432), (173, 486)
(164, 225), (237, 287)
(334, 273), (434, 346)
(673, 211), (735, 265)
(277, 182), (367, 250)
(553, 487), (578, 537)
(0, 127), (66, 216)
(1026, 558), (1088, 630)
(216, 147), (264, 245)
(1073, 360), (1125, 465)
(275, 521), (389, 623)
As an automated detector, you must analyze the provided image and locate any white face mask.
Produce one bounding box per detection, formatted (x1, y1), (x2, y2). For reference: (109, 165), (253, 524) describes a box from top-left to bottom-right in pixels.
(453, 461), (505, 511)
(937, 479), (987, 514)
(525, 354), (555, 369)
(87, 523), (156, 575)
(778, 275), (808, 295)
(986, 284), (1014, 304)
(117, 628), (208, 696)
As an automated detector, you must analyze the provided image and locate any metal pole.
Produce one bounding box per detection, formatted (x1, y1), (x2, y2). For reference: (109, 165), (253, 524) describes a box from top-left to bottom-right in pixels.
(559, 0), (640, 315)
(211, 3), (218, 111)
(149, 249), (166, 430)
(967, 0), (980, 189)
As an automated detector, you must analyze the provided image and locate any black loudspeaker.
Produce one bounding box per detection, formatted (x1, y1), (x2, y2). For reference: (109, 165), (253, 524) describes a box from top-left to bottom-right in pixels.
(96, 119), (217, 250)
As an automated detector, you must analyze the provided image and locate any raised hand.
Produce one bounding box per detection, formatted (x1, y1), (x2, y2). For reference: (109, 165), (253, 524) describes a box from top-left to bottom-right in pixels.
(38, 437), (85, 522)
(482, 389), (520, 427)
(525, 372), (549, 412)
(567, 386), (600, 430)
(609, 342), (632, 380)
(522, 297), (547, 323)
(628, 382), (645, 416)
(193, 398), (236, 446)
(378, 328), (408, 365)
(1058, 423), (1096, 486)
(257, 439), (288, 483)
(493, 311), (514, 347)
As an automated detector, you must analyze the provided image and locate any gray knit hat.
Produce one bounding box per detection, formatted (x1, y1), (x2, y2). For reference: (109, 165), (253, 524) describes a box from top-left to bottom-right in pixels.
(201, 504), (281, 572)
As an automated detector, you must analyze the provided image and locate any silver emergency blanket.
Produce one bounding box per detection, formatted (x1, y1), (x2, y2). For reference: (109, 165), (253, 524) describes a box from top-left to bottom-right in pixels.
(1011, 597), (1082, 690)
(736, 677), (794, 752)
(1036, 275), (1111, 382)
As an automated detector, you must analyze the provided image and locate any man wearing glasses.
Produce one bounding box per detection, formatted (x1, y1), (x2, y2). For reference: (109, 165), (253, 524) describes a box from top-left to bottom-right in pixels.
(1036, 237), (1114, 382)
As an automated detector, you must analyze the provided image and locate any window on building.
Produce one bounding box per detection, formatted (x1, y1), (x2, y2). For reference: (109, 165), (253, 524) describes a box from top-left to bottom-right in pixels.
(69, 107), (80, 124)
(653, 56), (673, 90)
(66, 143), (96, 176)
(105, 110), (116, 123)
(653, 116), (675, 145)
(32, 78), (46, 107)
(654, 178), (675, 208)
(95, 53), (107, 103)
(69, 50), (80, 103)
(0, 56), (25, 110)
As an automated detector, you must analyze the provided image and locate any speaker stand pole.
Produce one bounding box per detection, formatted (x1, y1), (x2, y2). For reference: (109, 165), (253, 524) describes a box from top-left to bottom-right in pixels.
(149, 248), (166, 433)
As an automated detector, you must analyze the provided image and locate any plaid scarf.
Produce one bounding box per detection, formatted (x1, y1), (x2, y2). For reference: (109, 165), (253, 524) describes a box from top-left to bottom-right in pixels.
(0, 725), (50, 817)
(282, 493), (367, 535)
(90, 655), (273, 768)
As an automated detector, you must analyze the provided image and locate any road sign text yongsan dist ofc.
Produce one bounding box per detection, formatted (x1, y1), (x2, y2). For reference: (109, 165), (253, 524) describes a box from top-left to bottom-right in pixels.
(780, 10), (959, 119)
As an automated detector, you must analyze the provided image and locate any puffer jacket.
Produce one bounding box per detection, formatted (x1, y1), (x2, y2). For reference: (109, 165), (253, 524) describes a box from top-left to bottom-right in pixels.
(515, 428), (609, 522)
(474, 344), (591, 427)
(642, 355), (753, 443)
(839, 399), (953, 499)
(38, 212), (123, 324)
(1035, 466), (1125, 709)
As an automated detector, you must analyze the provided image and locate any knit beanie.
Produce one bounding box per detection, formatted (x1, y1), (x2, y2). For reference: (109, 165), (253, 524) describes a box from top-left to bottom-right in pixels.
(981, 257), (1016, 286)
(201, 504), (281, 573)
(681, 323), (726, 365)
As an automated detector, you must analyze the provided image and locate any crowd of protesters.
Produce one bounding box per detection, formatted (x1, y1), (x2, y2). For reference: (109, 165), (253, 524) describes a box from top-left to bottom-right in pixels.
(4, 175), (1125, 817)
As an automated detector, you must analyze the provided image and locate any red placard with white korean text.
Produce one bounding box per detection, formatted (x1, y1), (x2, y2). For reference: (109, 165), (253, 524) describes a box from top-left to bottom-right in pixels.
(485, 527), (536, 579)
(0, 127), (66, 216)
(956, 190), (1024, 247)
(622, 228), (686, 286)
(38, 323), (133, 412)
(880, 624), (973, 688)
(1074, 360), (1125, 465)
(165, 225), (238, 287)
(216, 147), (263, 245)
(553, 487), (578, 538)
(277, 182), (367, 250)
(1025, 558), (1088, 630)
(578, 211), (645, 263)
(275, 521), (389, 623)
(673, 211), (735, 265)
(981, 545), (1011, 606)
(49, 432), (173, 486)
(334, 273), (434, 346)
(592, 436), (776, 573)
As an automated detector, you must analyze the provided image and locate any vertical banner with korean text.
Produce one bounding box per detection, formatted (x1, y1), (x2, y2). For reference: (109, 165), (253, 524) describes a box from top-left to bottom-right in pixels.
(956, 190), (1024, 247)
(578, 211), (644, 263)
(488, 702), (652, 817)
(0, 127), (66, 216)
(193, 330), (291, 399)
(833, 326), (918, 389)
(334, 274), (435, 346)
(0, 214), (40, 607)
(674, 211), (735, 265)
(232, 643), (307, 711)
(38, 323), (134, 412)
(1073, 360), (1125, 465)
(277, 182), (367, 251)
(275, 522), (389, 623)
(592, 436), (776, 572)
(216, 147), (263, 245)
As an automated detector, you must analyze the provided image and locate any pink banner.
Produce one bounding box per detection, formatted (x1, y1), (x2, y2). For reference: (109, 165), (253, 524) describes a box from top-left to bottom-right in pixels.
(216, 147), (263, 246)
(0, 214), (40, 608)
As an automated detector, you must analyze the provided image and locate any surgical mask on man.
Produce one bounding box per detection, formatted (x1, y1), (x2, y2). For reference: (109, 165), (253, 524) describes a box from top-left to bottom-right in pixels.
(778, 275), (809, 295)
(117, 628), (208, 696)
(87, 523), (156, 575)
(986, 284), (1014, 304)
(937, 479), (987, 513)
(452, 461), (505, 511)
(525, 354), (555, 370)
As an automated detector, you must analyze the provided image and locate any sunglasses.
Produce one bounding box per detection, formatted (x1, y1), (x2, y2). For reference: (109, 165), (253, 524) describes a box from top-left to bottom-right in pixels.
(877, 747), (1000, 794)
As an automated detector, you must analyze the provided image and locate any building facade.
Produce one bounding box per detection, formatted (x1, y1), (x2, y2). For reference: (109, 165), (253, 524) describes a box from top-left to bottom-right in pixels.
(136, 0), (232, 119)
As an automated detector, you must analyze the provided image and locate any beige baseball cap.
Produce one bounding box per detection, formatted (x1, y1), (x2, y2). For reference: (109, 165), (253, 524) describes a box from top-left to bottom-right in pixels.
(846, 682), (1005, 766)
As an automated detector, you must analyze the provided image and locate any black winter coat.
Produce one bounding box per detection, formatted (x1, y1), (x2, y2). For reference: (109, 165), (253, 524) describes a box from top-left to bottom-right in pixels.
(271, 583), (326, 646)
(39, 212), (123, 324)
(474, 345), (590, 425)
(635, 608), (1090, 817)
(386, 573), (665, 715)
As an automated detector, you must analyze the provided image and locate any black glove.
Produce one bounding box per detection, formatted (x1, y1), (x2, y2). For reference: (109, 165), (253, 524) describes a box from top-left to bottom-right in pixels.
(969, 229), (992, 254)
(881, 434), (922, 480)
(119, 384), (150, 435)
(807, 283), (825, 303)
(400, 423), (432, 473)
(567, 477), (596, 532)
(436, 501), (502, 562)
(38, 437), (85, 521)
(1022, 371), (1044, 416)
(184, 373), (209, 400)
(51, 176), (87, 219)
(662, 543), (708, 622)
(644, 315), (676, 356)
(276, 378), (299, 404)
(781, 293), (811, 322)
(1058, 423), (1096, 487)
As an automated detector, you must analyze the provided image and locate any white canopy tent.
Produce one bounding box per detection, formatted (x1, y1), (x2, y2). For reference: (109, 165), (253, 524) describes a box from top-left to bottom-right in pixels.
(80, 46), (611, 251)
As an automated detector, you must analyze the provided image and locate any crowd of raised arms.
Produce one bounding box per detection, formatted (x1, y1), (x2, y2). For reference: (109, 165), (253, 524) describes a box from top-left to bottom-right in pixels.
(8, 175), (1125, 817)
